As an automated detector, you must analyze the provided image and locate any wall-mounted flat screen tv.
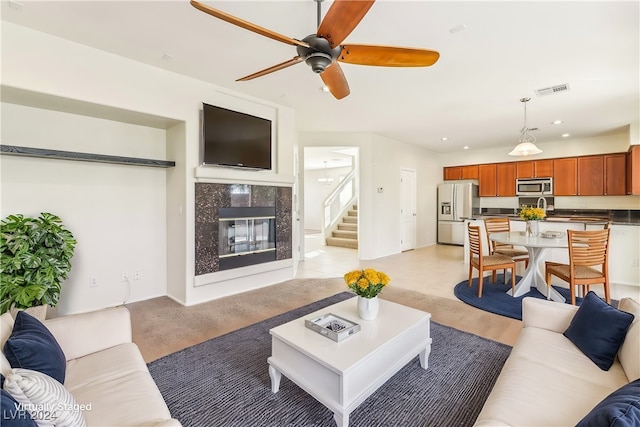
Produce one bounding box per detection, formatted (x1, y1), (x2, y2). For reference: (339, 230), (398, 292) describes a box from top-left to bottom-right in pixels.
(202, 102), (273, 170)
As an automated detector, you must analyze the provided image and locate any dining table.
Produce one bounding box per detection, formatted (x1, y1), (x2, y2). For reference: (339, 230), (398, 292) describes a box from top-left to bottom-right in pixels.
(489, 231), (568, 303)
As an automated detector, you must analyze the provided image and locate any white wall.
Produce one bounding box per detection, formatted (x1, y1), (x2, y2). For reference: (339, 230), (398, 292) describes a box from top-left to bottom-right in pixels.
(1, 22), (297, 313)
(1, 103), (168, 315)
(299, 132), (441, 260)
(304, 165), (353, 231)
(439, 132), (630, 166)
(369, 134), (441, 257)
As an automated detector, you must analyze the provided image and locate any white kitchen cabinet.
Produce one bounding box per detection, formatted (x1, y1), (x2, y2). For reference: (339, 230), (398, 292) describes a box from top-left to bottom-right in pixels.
(608, 225), (640, 287)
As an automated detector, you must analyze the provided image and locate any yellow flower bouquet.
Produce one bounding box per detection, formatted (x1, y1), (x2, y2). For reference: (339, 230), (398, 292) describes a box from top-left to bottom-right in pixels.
(344, 268), (390, 298)
(519, 205), (546, 221)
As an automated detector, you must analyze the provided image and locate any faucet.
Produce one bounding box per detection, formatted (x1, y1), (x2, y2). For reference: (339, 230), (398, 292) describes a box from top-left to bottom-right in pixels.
(537, 197), (547, 214)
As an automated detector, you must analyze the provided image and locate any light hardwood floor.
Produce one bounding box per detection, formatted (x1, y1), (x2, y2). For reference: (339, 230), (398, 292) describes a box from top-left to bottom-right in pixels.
(127, 237), (522, 362)
(297, 233), (472, 300)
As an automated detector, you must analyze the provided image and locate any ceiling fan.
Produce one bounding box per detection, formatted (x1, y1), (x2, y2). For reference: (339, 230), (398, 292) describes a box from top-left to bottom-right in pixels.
(190, 0), (440, 100)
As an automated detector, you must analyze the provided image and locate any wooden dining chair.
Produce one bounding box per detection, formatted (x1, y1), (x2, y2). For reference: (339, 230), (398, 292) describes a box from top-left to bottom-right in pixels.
(483, 217), (529, 271)
(545, 229), (611, 305)
(468, 224), (516, 298)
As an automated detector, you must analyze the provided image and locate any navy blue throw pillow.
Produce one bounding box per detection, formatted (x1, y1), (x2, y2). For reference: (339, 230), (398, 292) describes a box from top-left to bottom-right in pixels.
(577, 379), (640, 427)
(564, 291), (635, 371)
(3, 311), (66, 383)
(1, 389), (38, 427)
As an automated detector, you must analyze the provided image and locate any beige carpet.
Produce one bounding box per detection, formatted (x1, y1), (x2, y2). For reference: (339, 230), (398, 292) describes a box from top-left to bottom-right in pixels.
(127, 277), (522, 363)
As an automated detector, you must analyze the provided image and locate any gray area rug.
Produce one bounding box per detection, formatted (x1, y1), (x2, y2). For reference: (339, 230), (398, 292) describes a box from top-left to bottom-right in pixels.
(148, 292), (511, 427)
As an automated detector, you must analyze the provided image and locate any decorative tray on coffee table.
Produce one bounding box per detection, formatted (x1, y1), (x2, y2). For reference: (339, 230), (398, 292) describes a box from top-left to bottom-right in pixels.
(305, 313), (360, 342)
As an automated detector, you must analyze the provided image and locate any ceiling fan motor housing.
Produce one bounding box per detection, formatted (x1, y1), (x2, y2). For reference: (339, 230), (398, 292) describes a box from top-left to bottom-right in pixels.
(297, 35), (342, 73)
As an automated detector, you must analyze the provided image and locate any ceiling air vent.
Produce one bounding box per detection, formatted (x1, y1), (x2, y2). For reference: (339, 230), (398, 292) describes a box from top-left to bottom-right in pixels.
(535, 83), (570, 97)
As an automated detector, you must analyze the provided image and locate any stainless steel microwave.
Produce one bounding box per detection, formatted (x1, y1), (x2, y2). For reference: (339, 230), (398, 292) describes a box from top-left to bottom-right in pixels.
(516, 178), (553, 196)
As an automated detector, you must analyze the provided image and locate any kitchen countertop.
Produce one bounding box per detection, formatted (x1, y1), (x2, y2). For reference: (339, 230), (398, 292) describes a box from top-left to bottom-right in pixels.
(469, 209), (640, 226)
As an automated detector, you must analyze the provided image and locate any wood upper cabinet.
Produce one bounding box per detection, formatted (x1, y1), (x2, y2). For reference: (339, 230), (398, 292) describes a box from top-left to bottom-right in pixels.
(444, 165), (479, 180)
(496, 162), (516, 196)
(578, 155), (604, 196)
(628, 145), (640, 195)
(516, 160), (553, 178)
(553, 157), (577, 195)
(444, 152), (626, 196)
(604, 153), (626, 195)
(478, 164), (497, 196)
(443, 166), (462, 180)
(534, 160), (553, 178)
(461, 165), (479, 179)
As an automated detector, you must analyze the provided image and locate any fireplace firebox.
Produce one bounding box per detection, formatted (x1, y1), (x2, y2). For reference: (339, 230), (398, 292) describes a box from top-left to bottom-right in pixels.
(218, 207), (276, 270)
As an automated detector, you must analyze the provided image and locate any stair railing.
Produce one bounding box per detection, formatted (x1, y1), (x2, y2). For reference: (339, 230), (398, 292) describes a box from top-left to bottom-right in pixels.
(322, 169), (357, 241)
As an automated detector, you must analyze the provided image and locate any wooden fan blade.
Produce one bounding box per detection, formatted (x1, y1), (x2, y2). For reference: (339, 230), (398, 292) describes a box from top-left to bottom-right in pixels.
(320, 63), (350, 100)
(317, 0), (375, 48)
(190, 0), (309, 48)
(338, 44), (440, 67)
(236, 56), (304, 81)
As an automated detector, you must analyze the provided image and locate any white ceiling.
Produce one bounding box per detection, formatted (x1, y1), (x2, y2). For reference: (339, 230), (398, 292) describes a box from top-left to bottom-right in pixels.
(1, 0), (638, 155)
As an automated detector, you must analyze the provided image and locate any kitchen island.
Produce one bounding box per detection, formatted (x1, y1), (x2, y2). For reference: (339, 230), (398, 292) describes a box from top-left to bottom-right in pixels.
(463, 215), (639, 299)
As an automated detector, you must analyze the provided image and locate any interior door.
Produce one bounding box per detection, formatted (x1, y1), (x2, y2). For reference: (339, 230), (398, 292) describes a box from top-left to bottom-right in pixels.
(400, 169), (417, 251)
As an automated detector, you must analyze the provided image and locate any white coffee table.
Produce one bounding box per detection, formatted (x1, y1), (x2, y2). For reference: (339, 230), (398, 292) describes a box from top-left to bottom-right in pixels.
(268, 297), (432, 427)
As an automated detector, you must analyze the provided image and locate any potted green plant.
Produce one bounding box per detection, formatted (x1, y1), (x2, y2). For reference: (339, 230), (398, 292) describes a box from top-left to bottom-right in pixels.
(0, 212), (77, 318)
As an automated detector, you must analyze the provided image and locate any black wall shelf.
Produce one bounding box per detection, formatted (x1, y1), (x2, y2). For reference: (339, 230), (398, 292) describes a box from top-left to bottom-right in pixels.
(0, 145), (175, 168)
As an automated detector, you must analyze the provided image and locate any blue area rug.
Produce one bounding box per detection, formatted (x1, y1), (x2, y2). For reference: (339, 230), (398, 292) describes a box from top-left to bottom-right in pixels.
(149, 292), (511, 427)
(454, 275), (580, 320)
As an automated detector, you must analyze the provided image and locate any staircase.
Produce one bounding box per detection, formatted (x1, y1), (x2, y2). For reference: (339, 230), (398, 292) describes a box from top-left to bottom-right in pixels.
(326, 205), (358, 249)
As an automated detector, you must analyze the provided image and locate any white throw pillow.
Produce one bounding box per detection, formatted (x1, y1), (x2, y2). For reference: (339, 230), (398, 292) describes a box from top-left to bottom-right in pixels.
(3, 368), (87, 427)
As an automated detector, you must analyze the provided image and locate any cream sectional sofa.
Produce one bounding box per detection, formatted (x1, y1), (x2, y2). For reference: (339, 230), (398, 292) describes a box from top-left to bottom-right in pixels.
(1, 306), (181, 426)
(474, 296), (639, 426)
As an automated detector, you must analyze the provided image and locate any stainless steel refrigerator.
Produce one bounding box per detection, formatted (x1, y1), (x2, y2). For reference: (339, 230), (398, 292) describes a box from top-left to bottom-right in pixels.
(437, 180), (479, 245)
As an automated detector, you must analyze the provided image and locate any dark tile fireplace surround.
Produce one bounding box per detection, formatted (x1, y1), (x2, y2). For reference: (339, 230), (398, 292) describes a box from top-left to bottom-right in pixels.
(195, 183), (292, 276)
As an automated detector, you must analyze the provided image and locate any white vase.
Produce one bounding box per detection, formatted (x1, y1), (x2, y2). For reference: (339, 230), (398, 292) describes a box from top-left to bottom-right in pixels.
(357, 296), (379, 320)
(526, 220), (540, 237)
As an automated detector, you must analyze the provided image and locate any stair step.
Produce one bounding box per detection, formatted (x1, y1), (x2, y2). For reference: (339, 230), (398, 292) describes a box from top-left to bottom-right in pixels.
(347, 210), (358, 216)
(343, 216), (358, 224)
(338, 223), (357, 231)
(326, 237), (358, 249)
(332, 230), (357, 239)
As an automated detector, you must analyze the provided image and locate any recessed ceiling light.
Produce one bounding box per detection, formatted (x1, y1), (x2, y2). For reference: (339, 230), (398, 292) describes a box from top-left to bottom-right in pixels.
(561, 133), (570, 138)
(319, 86), (330, 93)
(463, 146), (470, 150)
(551, 120), (563, 125)
(441, 137), (448, 142)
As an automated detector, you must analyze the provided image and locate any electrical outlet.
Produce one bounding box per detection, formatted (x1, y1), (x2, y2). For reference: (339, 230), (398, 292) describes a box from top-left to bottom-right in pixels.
(134, 270), (142, 281)
(633, 259), (639, 268)
(121, 272), (128, 282)
(90, 277), (98, 288)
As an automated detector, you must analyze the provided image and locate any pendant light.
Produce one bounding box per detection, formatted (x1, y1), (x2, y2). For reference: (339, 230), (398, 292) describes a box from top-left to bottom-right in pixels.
(317, 160), (334, 185)
(509, 97), (542, 156)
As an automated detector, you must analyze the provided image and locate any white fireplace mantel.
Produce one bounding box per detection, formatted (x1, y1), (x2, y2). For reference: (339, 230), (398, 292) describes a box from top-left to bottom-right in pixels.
(195, 166), (294, 187)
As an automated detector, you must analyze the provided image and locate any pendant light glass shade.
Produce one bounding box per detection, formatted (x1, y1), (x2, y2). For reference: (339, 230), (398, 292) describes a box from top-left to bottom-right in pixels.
(509, 98), (542, 156)
(318, 160), (334, 185)
(509, 141), (542, 156)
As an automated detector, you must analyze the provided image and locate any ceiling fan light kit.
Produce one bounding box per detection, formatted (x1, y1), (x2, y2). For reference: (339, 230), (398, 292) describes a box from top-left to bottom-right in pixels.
(190, 0), (439, 100)
(297, 35), (341, 73)
(509, 97), (543, 156)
